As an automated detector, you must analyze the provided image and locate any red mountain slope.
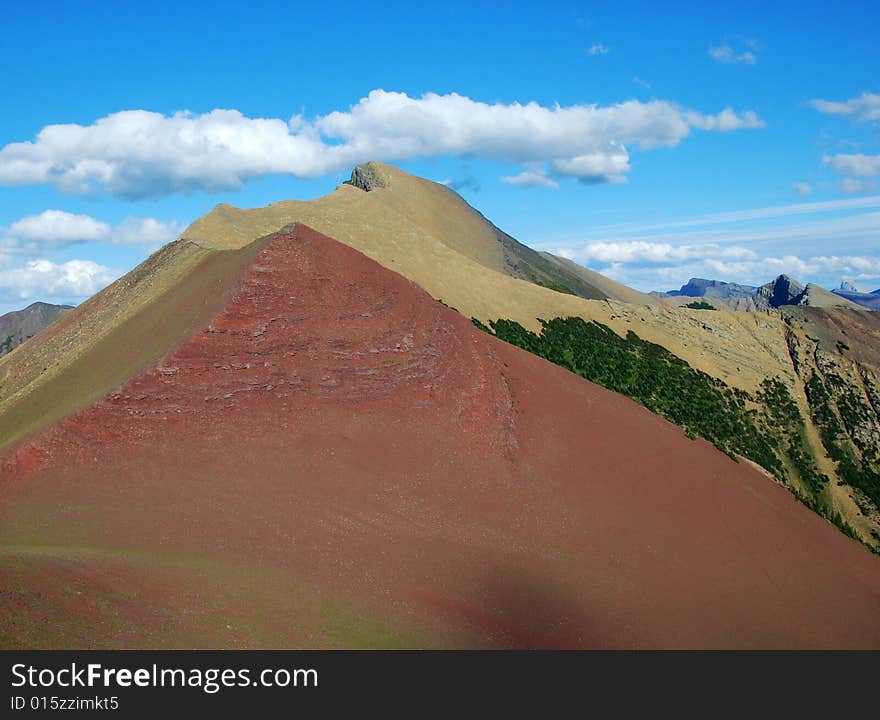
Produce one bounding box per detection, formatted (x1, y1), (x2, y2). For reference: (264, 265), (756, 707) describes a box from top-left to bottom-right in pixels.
(1, 224), (878, 649)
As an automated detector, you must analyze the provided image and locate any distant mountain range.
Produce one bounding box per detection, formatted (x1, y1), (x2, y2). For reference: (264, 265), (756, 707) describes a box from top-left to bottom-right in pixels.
(0, 301), (72, 358)
(831, 281), (880, 311)
(655, 276), (877, 311)
(657, 277), (757, 300)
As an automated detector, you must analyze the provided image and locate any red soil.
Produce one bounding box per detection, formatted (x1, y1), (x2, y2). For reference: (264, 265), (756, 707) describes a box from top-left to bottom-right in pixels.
(1, 224), (879, 648)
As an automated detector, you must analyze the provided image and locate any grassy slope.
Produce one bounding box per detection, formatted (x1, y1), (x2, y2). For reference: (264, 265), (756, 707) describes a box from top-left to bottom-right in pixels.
(0, 239), (267, 450)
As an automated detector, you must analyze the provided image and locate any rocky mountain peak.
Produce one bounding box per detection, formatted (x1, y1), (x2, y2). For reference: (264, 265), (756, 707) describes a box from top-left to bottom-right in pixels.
(343, 162), (390, 192)
(754, 274), (806, 309)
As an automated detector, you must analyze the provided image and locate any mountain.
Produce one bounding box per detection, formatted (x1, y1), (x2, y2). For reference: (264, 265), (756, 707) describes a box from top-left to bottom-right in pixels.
(2, 223), (878, 650)
(752, 274), (807, 309)
(658, 275), (862, 312)
(2, 163), (880, 648)
(663, 277), (757, 299)
(833, 283), (880, 311)
(0, 301), (72, 358)
(2, 165), (878, 554)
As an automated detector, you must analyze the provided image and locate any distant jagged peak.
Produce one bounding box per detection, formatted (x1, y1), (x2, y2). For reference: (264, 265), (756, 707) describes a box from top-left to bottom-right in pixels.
(753, 274), (806, 309)
(767, 273), (805, 294)
(839, 279), (861, 293)
(750, 274), (862, 310)
(667, 277), (757, 299)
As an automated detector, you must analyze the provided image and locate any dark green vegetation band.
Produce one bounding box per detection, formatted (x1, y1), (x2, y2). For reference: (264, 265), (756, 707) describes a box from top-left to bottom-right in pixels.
(474, 316), (874, 551)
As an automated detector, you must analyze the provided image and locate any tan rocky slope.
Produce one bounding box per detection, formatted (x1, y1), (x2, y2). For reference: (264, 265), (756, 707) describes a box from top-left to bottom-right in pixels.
(0, 161), (794, 447)
(1, 161), (878, 547)
(180, 162), (796, 392)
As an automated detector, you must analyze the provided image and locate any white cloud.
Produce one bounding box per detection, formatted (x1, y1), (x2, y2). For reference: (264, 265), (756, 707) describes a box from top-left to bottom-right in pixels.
(823, 153), (880, 177)
(708, 44), (757, 65)
(556, 245), (880, 292)
(566, 240), (758, 265)
(0, 90), (764, 196)
(2, 210), (181, 251)
(550, 147), (630, 183)
(0, 258), (119, 304)
(794, 182), (812, 196)
(600, 254), (880, 292)
(809, 92), (880, 123)
(539, 204), (880, 292)
(8, 210), (109, 245)
(588, 43), (609, 56)
(111, 217), (183, 250)
(501, 170), (559, 188)
(841, 178), (880, 194)
(686, 108), (764, 132)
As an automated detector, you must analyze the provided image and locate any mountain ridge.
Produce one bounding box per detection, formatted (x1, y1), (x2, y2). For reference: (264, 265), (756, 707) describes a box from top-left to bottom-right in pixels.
(2, 161), (879, 549)
(0, 301), (73, 358)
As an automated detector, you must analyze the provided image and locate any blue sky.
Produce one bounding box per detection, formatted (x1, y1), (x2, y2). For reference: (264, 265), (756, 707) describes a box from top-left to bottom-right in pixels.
(1, 0), (878, 313)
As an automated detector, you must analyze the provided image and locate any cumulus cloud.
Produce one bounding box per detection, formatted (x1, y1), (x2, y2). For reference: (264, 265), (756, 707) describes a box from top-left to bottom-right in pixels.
(0, 90), (764, 196)
(809, 92), (880, 123)
(588, 43), (609, 56)
(794, 182), (812, 196)
(550, 147), (630, 183)
(0, 258), (120, 304)
(823, 153), (880, 177)
(8, 210), (109, 245)
(2, 210), (181, 251)
(708, 43), (757, 65)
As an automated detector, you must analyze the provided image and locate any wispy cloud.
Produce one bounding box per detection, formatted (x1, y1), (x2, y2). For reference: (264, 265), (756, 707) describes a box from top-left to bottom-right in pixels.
(0, 90), (764, 196)
(686, 108), (764, 131)
(809, 92), (880, 123)
(588, 43), (609, 56)
(501, 170), (559, 189)
(793, 182), (812, 196)
(841, 178), (880, 194)
(708, 40), (758, 65)
(536, 198), (880, 291)
(563, 194), (880, 237)
(823, 153), (880, 177)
